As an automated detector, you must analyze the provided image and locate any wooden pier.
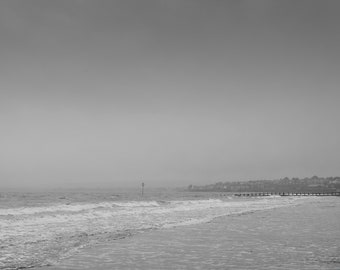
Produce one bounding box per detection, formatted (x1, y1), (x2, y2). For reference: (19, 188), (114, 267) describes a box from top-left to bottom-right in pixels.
(233, 192), (340, 197)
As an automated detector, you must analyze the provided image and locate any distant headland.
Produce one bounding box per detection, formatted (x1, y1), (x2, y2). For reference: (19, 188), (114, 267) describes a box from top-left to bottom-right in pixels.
(188, 176), (340, 194)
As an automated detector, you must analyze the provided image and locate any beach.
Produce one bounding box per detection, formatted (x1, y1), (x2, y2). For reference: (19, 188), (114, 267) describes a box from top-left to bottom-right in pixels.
(38, 196), (340, 270)
(2, 1), (340, 269)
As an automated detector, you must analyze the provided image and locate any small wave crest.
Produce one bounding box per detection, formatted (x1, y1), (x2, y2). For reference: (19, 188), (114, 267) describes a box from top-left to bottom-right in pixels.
(0, 200), (164, 217)
(0, 202), (113, 216)
(112, 201), (160, 208)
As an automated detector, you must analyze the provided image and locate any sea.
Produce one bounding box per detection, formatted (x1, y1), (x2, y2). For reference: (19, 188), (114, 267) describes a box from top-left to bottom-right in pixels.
(0, 189), (339, 270)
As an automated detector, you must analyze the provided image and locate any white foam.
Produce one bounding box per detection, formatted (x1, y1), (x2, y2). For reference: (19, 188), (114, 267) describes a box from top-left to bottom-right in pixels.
(0, 201), (113, 216)
(112, 201), (160, 207)
(0, 200), (164, 217)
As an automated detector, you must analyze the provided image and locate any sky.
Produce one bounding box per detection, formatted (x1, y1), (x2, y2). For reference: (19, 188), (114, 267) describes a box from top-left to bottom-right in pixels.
(1, 0), (340, 189)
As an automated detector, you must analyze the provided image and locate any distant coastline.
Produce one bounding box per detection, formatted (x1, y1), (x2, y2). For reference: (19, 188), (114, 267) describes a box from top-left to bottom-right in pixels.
(188, 176), (340, 193)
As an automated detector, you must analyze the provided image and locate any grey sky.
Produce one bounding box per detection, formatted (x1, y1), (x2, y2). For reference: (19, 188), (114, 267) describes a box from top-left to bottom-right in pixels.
(1, 0), (339, 189)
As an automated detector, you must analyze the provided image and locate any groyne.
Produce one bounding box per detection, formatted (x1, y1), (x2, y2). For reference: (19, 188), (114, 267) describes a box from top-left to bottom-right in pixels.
(233, 192), (340, 197)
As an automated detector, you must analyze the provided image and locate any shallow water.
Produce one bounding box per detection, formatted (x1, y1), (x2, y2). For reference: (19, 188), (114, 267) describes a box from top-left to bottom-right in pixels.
(43, 197), (340, 270)
(0, 190), (336, 269)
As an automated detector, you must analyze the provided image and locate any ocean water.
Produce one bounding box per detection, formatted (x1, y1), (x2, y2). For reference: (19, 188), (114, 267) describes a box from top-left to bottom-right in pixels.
(0, 189), (330, 269)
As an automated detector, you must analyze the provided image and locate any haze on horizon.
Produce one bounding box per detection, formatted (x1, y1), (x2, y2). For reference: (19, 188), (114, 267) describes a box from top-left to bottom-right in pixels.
(1, 0), (339, 190)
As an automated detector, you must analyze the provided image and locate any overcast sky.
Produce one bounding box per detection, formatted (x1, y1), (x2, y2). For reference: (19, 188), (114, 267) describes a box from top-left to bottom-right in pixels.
(1, 0), (339, 189)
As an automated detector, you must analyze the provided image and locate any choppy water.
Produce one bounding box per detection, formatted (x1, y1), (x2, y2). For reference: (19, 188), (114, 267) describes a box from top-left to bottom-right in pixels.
(0, 189), (316, 269)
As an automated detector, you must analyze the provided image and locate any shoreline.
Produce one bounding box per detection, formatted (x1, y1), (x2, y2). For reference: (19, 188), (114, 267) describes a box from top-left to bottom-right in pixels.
(39, 197), (340, 270)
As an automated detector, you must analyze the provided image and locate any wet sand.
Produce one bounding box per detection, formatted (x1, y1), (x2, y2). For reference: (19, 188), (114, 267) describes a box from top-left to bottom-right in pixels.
(40, 197), (340, 270)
